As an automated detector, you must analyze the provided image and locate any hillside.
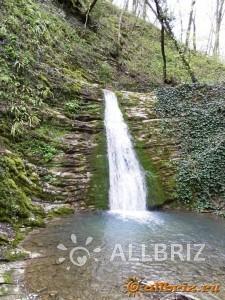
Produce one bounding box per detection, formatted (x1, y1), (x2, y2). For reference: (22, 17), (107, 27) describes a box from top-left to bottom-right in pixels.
(0, 0), (225, 231)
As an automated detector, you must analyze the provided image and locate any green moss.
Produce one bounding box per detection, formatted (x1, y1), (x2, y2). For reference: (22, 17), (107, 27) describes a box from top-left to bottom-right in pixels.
(3, 248), (29, 262)
(0, 286), (8, 297)
(3, 272), (13, 284)
(64, 99), (80, 115)
(10, 230), (25, 248)
(0, 286), (8, 296)
(87, 133), (109, 209)
(24, 215), (45, 227)
(47, 206), (74, 218)
(135, 141), (166, 208)
(0, 153), (45, 224)
(15, 140), (59, 163)
(0, 178), (31, 222)
(0, 234), (9, 245)
(35, 124), (67, 141)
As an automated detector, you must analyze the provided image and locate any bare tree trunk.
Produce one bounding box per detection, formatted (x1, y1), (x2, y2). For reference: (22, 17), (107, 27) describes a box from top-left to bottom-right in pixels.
(116, 0), (129, 58)
(117, 7), (124, 48)
(87, 0), (98, 14)
(164, 19), (198, 83)
(192, 12), (197, 52)
(133, 0), (138, 15)
(177, 0), (184, 43)
(85, 0), (98, 27)
(143, 0), (147, 20)
(206, 22), (214, 55)
(146, 0), (167, 82)
(146, 0), (157, 17)
(185, 0), (196, 52)
(59, 0), (88, 22)
(213, 0), (225, 56)
(161, 24), (167, 82)
(154, 0), (167, 82)
(124, 0), (129, 11)
(147, 0), (198, 83)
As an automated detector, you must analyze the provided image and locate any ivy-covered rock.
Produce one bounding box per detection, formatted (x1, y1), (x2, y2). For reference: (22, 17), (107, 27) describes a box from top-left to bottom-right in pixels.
(156, 84), (225, 212)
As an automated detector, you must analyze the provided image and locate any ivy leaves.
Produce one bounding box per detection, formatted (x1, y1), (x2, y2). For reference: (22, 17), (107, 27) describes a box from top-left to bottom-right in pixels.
(156, 84), (225, 211)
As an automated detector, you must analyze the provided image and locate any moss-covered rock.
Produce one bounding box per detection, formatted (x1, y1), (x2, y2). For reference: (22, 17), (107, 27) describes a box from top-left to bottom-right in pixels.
(0, 153), (44, 224)
(118, 91), (177, 207)
(118, 86), (225, 213)
(87, 133), (109, 209)
(47, 206), (74, 218)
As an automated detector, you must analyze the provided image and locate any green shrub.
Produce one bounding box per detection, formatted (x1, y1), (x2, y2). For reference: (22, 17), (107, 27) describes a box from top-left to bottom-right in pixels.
(64, 100), (80, 114)
(98, 63), (113, 83)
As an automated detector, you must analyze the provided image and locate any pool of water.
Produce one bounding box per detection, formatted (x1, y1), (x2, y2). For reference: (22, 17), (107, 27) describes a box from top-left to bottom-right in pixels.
(23, 211), (225, 300)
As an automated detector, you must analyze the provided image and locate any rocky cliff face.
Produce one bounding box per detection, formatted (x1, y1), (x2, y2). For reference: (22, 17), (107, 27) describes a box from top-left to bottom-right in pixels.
(38, 85), (108, 211)
(118, 91), (179, 208)
(0, 82), (108, 248)
(118, 85), (225, 214)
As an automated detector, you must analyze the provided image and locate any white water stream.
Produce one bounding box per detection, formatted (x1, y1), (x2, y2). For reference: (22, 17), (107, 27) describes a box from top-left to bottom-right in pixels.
(104, 89), (147, 213)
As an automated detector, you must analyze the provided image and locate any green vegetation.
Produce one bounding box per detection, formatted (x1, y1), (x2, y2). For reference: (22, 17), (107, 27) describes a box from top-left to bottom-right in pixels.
(87, 134), (109, 209)
(36, 125), (67, 141)
(135, 141), (166, 208)
(0, 153), (44, 224)
(64, 100), (80, 115)
(47, 206), (74, 218)
(156, 84), (225, 212)
(0, 0), (225, 228)
(3, 272), (13, 284)
(118, 91), (177, 208)
(16, 140), (59, 163)
(0, 287), (9, 297)
(3, 248), (29, 262)
(0, 234), (9, 245)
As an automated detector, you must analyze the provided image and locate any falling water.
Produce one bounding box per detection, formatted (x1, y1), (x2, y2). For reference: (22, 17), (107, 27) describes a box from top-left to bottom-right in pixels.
(104, 89), (147, 213)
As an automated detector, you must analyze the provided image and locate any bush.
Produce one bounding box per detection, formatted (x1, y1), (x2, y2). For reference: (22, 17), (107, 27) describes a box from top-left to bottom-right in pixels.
(64, 100), (80, 114)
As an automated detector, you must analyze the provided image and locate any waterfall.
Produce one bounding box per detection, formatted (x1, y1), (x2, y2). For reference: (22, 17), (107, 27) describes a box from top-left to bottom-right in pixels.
(104, 89), (147, 213)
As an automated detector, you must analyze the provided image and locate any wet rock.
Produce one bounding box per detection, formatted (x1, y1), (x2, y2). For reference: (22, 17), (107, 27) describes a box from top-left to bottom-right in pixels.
(49, 290), (58, 298)
(0, 275), (6, 284)
(0, 224), (15, 245)
(75, 114), (101, 122)
(33, 201), (73, 214)
(88, 205), (96, 210)
(0, 234), (9, 244)
(80, 85), (102, 102)
(37, 287), (47, 293)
